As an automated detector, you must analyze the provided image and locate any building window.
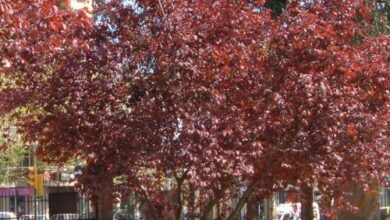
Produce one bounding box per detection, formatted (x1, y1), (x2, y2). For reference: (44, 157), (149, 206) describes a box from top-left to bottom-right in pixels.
(380, 188), (390, 207)
(10, 196), (26, 216)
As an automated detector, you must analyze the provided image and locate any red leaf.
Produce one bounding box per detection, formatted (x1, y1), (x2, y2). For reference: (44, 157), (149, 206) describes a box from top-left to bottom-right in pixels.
(345, 70), (357, 79)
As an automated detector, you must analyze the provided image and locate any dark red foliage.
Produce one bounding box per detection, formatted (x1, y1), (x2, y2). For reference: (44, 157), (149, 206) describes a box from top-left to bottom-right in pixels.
(1, 0), (389, 218)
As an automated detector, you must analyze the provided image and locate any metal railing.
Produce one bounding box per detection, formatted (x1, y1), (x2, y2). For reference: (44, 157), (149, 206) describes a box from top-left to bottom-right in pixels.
(0, 188), (95, 220)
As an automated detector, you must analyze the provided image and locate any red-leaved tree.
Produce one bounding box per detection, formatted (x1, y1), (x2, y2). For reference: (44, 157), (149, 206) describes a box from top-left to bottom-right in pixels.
(1, 0), (389, 219)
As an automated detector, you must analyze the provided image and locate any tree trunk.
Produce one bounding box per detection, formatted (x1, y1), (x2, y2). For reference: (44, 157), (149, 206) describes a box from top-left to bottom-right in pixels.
(139, 196), (160, 220)
(201, 184), (230, 219)
(174, 179), (184, 220)
(201, 197), (215, 220)
(226, 179), (261, 220)
(97, 178), (113, 220)
(335, 181), (380, 220)
(246, 198), (257, 220)
(188, 183), (196, 220)
(301, 185), (314, 220)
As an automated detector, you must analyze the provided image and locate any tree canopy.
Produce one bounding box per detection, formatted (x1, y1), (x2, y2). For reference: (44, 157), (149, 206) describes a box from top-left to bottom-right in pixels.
(1, 0), (389, 219)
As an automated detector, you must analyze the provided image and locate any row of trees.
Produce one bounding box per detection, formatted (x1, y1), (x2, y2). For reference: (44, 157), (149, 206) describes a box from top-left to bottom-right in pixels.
(1, 0), (389, 219)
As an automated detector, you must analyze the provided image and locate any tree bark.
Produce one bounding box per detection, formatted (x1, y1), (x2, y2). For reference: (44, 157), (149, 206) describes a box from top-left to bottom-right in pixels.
(201, 184), (230, 220)
(226, 179), (261, 220)
(139, 188), (160, 220)
(201, 196), (217, 220)
(246, 198), (257, 220)
(301, 185), (314, 220)
(97, 178), (114, 220)
(188, 183), (196, 220)
(174, 178), (184, 220)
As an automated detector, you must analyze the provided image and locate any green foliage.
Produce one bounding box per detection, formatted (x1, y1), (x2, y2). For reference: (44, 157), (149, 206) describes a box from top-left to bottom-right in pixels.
(0, 114), (29, 184)
(0, 147), (28, 184)
(371, 1), (390, 35)
(114, 196), (140, 220)
(264, 0), (288, 17)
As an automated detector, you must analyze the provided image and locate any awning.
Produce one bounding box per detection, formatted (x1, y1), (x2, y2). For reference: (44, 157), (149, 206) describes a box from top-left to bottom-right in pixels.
(0, 187), (34, 196)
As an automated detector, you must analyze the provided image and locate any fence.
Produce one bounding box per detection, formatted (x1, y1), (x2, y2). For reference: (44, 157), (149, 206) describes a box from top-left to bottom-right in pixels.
(0, 188), (95, 220)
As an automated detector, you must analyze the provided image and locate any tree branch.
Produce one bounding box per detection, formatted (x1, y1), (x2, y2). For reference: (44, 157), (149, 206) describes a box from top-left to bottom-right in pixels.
(226, 178), (262, 220)
(174, 176), (184, 220)
(226, 156), (282, 220)
(138, 186), (160, 220)
(200, 182), (231, 220)
(158, 0), (166, 18)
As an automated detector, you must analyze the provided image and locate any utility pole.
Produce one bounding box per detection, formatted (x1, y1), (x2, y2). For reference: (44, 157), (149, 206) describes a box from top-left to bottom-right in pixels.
(33, 144), (37, 219)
